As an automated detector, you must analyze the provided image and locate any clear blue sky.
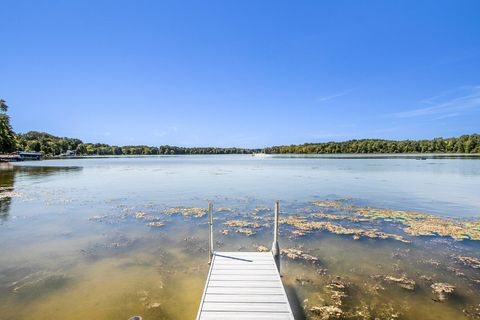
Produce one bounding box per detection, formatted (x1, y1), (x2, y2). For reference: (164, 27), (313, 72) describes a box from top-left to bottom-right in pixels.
(1, 1), (479, 148)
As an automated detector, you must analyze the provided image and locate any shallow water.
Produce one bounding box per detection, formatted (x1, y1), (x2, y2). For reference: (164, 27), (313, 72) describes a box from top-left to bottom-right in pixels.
(0, 155), (479, 319)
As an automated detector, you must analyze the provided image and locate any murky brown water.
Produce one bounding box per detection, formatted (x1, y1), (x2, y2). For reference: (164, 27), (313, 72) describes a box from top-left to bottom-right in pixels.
(0, 156), (479, 319)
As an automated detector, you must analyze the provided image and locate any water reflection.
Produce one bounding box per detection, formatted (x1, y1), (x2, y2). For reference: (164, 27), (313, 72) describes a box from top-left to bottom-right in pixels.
(0, 163), (82, 221)
(0, 163), (16, 221)
(15, 165), (83, 179)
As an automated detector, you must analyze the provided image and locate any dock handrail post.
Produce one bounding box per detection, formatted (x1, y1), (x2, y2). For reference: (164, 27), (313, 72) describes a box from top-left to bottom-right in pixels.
(272, 200), (280, 273)
(208, 201), (214, 265)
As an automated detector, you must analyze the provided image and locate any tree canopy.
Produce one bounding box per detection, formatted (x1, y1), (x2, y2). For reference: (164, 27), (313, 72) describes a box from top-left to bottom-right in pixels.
(264, 135), (480, 154)
(15, 131), (260, 156)
(0, 99), (17, 153)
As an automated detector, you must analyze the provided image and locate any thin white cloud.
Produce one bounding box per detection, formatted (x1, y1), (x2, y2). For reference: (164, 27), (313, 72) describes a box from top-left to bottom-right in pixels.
(316, 88), (355, 102)
(394, 86), (480, 118)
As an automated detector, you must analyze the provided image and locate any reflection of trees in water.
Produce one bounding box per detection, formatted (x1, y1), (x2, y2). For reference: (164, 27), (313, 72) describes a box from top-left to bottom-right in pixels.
(15, 165), (83, 178)
(0, 197), (12, 222)
(0, 164), (15, 222)
(0, 163), (82, 221)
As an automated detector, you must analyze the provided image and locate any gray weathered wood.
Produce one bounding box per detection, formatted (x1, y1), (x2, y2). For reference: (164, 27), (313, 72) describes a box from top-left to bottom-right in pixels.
(272, 201), (280, 273)
(196, 252), (294, 320)
(208, 202), (213, 264)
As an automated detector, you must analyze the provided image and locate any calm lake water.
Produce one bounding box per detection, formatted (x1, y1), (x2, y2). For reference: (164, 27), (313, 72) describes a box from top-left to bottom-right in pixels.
(0, 155), (479, 320)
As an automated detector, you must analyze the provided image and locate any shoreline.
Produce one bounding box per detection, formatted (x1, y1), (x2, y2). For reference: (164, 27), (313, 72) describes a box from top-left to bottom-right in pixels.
(35, 153), (480, 161)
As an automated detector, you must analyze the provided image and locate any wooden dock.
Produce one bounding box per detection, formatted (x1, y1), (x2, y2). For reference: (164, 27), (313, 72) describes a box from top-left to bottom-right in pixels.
(196, 202), (295, 320)
(196, 251), (294, 320)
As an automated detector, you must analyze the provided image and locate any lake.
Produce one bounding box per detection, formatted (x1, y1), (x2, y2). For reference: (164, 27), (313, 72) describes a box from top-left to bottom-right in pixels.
(0, 155), (479, 319)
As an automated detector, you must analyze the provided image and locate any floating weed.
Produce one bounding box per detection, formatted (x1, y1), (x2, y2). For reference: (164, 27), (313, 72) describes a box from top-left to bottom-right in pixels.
(164, 207), (207, 218)
(457, 256), (480, 269)
(305, 200), (480, 242)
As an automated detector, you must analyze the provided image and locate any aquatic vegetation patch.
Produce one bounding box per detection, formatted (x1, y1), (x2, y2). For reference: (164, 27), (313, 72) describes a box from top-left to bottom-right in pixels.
(281, 216), (409, 242)
(307, 199), (480, 242)
(255, 245), (269, 252)
(354, 207), (429, 221)
(309, 305), (343, 319)
(88, 213), (129, 224)
(402, 217), (480, 241)
(431, 282), (455, 302)
(312, 213), (370, 223)
(164, 207), (207, 217)
(224, 220), (261, 228)
(236, 228), (255, 236)
(311, 200), (347, 209)
(133, 211), (167, 227)
(305, 277), (349, 319)
(383, 275), (416, 290)
(281, 248), (319, 263)
(223, 220), (263, 236)
(457, 256), (480, 269)
(354, 206), (480, 241)
(135, 211), (149, 219)
(147, 222), (165, 227)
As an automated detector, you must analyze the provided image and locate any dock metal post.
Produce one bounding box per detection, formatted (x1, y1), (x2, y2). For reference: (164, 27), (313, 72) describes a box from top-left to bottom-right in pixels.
(208, 201), (214, 265)
(272, 200), (280, 273)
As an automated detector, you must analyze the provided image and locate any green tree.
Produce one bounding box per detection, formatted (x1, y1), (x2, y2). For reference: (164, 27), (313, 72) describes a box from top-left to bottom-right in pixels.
(0, 99), (17, 153)
(27, 140), (41, 152)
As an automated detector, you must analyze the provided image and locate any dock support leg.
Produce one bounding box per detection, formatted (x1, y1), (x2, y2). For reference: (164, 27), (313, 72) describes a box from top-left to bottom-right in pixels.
(272, 200), (280, 273)
(208, 201), (214, 265)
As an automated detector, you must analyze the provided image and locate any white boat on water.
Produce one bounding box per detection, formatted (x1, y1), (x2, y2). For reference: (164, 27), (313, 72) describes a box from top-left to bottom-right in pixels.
(252, 152), (271, 157)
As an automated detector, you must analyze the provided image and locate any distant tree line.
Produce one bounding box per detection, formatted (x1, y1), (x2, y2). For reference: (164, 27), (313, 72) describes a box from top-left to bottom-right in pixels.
(158, 145), (257, 155)
(17, 132), (480, 156)
(264, 135), (480, 154)
(14, 131), (259, 156)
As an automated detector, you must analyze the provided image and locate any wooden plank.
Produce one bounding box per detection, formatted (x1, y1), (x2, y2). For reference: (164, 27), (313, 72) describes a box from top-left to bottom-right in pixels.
(204, 294), (286, 303)
(211, 269), (278, 275)
(209, 274), (279, 281)
(216, 251), (274, 255)
(215, 251), (273, 256)
(212, 265), (277, 270)
(200, 312), (293, 320)
(214, 256), (273, 261)
(213, 261), (274, 266)
(202, 302), (290, 312)
(206, 287), (285, 295)
(208, 280), (282, 288)
(214, 255), (272, 260)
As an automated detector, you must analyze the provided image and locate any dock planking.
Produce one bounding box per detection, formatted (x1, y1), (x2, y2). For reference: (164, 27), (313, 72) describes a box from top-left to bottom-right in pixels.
(196, 251), (295, 320)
